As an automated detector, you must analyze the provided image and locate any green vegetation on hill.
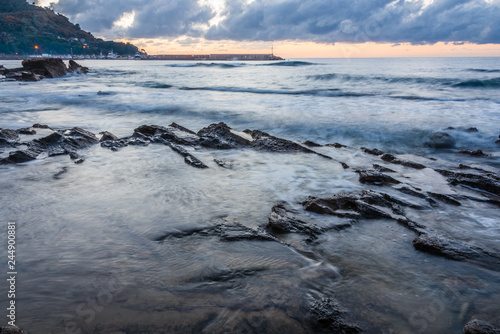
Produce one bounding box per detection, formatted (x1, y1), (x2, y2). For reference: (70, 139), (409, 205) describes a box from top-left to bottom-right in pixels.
(0, 0), (138, 55)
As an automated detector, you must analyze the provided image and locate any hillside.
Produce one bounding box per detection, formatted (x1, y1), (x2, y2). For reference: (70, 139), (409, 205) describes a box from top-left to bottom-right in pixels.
(0, 0), (138, 56)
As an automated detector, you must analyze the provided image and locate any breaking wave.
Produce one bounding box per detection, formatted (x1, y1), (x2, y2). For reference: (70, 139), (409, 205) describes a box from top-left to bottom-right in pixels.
(179, 86), (368, 97)
(453, 78), (500, 88)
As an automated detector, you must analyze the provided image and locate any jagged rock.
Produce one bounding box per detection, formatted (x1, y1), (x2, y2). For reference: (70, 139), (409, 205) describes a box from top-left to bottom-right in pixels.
(412, 232), (500, 270)
(166, 142), (208, 169)
(100, 140), (128, 151)
(396, 186), (438, 206)
(464, 318), (500, 334)
(429, 132), (456, 148)
(20, 71), (42, 81)
(199, 122), (251, 149)
(427, 192), (461, 206)
(33, 127), (98, 157)
(445, 126), (479, 133)
(304, 140), (322, 147)
(68, 59), (89, 74)
(21, 58), (68, 78)
(381, 153), (426, 169)
(134, 124), (201, 146)
(0, 149), (39, 164)
(69, 152), (85, 164)
(0, 325), (27, 334)
(373, 164), (396, 173)
(266, 203), (323, 239)
(325, 143), (347, 148)
(459, 149), (491, 158)
(17, 127), (36, 135)
(436, 169), (500, 196)
(99, 131), (119, 142)
(213, 158), (233, 169)
(0, 129), (20, 142)
(309, 297), (361, 334)
(357, 169), (401, 185)
(361, 147), (384, 156)
(32, 124), (51, 129)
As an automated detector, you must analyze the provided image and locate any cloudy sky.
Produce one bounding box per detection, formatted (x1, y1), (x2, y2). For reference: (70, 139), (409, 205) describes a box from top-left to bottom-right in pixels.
(37, 0), (500, 57)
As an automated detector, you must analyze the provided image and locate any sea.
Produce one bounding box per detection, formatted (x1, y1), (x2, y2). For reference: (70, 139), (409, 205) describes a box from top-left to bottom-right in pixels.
(0, 57), (499, 333)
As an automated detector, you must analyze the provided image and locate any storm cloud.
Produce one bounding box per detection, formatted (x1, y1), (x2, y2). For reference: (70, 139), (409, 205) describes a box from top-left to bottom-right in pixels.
(52, 0), (500, 44)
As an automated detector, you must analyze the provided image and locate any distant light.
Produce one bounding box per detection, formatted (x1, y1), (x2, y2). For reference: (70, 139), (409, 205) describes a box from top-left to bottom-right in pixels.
(34, 45), (39, 49)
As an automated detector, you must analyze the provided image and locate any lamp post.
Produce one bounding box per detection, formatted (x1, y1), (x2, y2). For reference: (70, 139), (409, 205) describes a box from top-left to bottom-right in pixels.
(34, 45), (39, 57)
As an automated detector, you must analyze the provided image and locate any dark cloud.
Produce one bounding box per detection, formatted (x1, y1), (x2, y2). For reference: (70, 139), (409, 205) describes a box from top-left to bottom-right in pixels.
(53, 0), (500, 44)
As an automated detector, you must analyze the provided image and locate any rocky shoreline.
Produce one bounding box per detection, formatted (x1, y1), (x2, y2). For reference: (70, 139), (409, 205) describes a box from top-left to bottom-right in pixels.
(1, 121), (499, 333)
(0, 58), (88, 82)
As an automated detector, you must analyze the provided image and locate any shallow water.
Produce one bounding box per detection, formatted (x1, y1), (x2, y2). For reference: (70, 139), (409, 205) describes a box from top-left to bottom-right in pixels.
(1, 58), (499, 333)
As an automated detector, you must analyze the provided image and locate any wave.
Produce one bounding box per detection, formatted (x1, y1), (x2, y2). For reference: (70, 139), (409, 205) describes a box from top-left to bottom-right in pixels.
(466, 69), (500, 73)
(261, 61), (316, 67)
(179, 86), (368, 97)
(167, 63), (245, 68)
(453, 78), (500, 88)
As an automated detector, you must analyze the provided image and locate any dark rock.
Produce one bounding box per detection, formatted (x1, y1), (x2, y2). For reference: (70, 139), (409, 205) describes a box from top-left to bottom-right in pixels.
(445, 126), (479, 133)
(21, 58), (68, 78)
(69, 152), (85, 164)
(32, 124), (51, 129)
(356, 169), (401, 186)
(341, 162), (349, 169)
(0, 149), (39, 164)
(99, 131), (119, 142)
(427, 192), (461, 206)
(169, 122), (197, 135)
(309, 297), (361, 334)
(21, 71), (42, 81)
(33, 127), (98, 157)
(397, 186), (438, 206)
(373, 164), (396, 173)
(429, 132), (456, 148)
(166, 142), (208, 169)
(100, 140), (128, 151)
(5, 72), (22, 80)
(436, 169), (500, 196)
(266, 203), (323, 239)
(199, 123), (251, 149)
(97, 91), (115, 96)
(17, 127), (36, 135)
(412, 232), (500, 270)
(361, 147), (384, 156)
(0, 325), (27, 334)
(68, 60), (89, 74)
(134, 124), (201, 146)
(304, 140), (322, 147)
(0, 129), (20, 142)
(464, 318), (500, 334)
(459, 149), (491, 158)
(213, 158), (233, 169)
(381, 153), (426, 169)
(325, 143), (347, 148)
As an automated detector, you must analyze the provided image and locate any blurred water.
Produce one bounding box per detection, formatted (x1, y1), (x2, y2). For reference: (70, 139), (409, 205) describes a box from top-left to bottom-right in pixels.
(0, 58), (499, 333)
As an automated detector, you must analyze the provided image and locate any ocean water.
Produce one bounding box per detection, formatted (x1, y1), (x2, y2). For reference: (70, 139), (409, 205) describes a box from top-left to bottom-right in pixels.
(0, 57), (499, 333)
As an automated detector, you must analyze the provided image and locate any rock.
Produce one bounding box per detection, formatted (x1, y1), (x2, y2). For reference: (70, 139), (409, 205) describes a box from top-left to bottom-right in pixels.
(309, 297), (361, 334)
(32, 124), (51, 129)
(99, 131), (119, 142)
(325, 143), (347, 148)
(69, 152), (85, 164)
(17, 127), (36, 135)
(445, 126), (479, 133)
(412, 232), (500, 271)
(427, 192), (461, 206)
(33, 127), (98, 157)
(213, 158), (233, 169)
(464, 318), (500, 334)
(68, 59), (89, 74)
(134, 124), (201, 146)
(166, 142), (208, 169)
(436, 169), (500, 196)
(21, 58), (68, 78)
(304, 140), (322, 147)
(381, 153), (426, 169)
(0, 149), (39, 164)
(199, 122), (251, 149)
(266, 203), (323, 239)
(356, 169), (401, 186)
(361, 147), (384, 156)
(0, 325), (27, 334)
(373, 164), (396, 173)
(0, 129), (20, 142)
(429, 132), (456, 148)
(101, 140), (128, 151)
(459, 149), (491, 158)
(20, 71), (42, 81)
(4, 72), (22, 80)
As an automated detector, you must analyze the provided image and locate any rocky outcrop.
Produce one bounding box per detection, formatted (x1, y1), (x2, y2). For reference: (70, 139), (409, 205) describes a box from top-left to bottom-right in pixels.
(1, 58), (88, 82)
(199, 122), (251, 149)
(0, 325), (27, 334)
(436, 169), (500, 196)
(309, 297), (361, 334)
(356, 169), (401, 186)
(459, 149), (491, 158)
(380, 153), (426, 169)
(464, 318), (500, 334)
(266, 203), (324, 240)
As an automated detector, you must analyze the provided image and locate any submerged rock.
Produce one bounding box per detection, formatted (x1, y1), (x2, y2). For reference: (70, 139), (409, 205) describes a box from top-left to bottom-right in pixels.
(459, 149), (491, 158)
(266, 203), (324, 240)
(463, 318), (500, 334)
(309, 297), (361, 334)
(361, 147), (384, 156)
(436, 169), (500, 196)
(357, 169), (401, 186)
(428, 132), (456, 148)
(380, 153), (426, 169)
(166, 142), (208, 169)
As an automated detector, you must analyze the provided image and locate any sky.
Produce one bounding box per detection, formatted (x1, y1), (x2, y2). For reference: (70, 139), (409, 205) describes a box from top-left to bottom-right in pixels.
(36, 0), (500, 58)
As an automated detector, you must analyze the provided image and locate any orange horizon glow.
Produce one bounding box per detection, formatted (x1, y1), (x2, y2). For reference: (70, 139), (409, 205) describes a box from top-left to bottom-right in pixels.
(117, 38), (500, 58)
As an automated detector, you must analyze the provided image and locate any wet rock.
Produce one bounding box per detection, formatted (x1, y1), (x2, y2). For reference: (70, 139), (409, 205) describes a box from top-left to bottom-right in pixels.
(213, 158), (233, 169)
(134, 124), (201, 146)
(69, 152), (85, 164)
(0, 129), (20, 148)
(309, 297), (361, 334)
(325, 143), (347, 148)
(33, 127), (98, 157)
(427, 192), (461, 206)
(4, 72), (22, 80)
(32, 124), (51, 129)
(356, 169), (401, 186)
(341, 162), (349, 169)
(459, 149), (491, 158)
(380, 153), (426, 169)
(266, 203), (324, 240)
(436, 169), (500, 196)
(169, 122), (197, 135)
(412, 231), (500, 271)
(464, 318), (500, 334)
(99, 131), (119, 142)
(17, 127), (36, 135)
(199, 122), (251, 149)
(100, 140), (128, 151)
(361, 147), (384, 156)
(373, 164), (396, 173)
(166, 142), (208, 169)
(22, 58), (68, 78)
(445, 126), (479, 133)
(20, 71), (42, 81)
(0, 325), (27, 334)
(0, 149), (39, 164)
(429, 132), (456, 148)
(304, 140), (322, 147)
(396, 186), (438, 206)
(68, 59), (89, 74)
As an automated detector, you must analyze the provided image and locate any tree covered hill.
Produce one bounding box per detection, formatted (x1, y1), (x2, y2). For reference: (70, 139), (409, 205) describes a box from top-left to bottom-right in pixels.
(0, 0), (138, 56)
